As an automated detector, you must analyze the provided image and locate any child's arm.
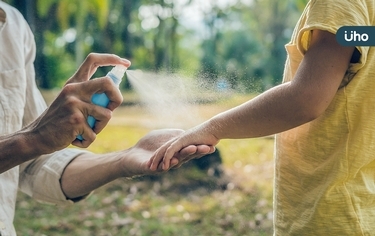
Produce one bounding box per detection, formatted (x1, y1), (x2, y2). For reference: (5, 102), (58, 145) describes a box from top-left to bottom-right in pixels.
(148, 29), (356, 170)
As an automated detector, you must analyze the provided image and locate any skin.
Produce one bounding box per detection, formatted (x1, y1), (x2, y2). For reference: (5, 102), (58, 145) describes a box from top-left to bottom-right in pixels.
(0, 53), (128, 173)
(61, 129), (214, 199)
(0, 52), (214, 199)
(148, 29), (356, 171)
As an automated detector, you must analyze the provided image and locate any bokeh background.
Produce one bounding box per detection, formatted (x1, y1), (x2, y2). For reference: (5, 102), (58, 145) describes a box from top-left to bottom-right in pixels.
(10, 0), (307, 90)
(7, 0), (308, 235)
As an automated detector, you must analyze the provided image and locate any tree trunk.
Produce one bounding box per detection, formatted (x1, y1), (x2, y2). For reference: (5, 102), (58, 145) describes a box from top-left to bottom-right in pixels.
(13, 0), (50, 88)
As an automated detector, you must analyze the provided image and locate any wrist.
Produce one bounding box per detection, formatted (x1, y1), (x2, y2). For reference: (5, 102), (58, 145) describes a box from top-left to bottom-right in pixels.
(204, 118), (222, 142)
(110, 151), (130, 179)
(0, 131), (41, 173)
(119, 147), (150, 178)
(14, 129), (45, 157)
(19, 127), (48, 156)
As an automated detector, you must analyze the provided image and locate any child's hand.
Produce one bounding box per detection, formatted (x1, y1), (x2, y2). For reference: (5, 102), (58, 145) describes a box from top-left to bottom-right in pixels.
(171, 144), (216, 169)
(147, 123), (220, 170)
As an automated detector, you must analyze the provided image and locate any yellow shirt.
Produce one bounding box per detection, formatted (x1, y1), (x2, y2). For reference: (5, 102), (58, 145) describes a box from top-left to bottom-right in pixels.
(275, 0), (375, 235)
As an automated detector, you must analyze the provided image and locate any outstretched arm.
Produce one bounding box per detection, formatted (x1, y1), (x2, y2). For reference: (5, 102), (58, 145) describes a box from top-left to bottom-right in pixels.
(60, 129), (214, 199)
(148, 29), (356, 170)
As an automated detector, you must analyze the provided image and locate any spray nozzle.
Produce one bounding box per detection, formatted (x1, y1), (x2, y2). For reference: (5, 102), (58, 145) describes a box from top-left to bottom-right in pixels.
(110, 65), (128, 79)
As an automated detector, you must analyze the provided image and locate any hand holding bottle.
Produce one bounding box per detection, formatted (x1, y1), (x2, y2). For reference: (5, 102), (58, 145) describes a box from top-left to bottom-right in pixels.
(23, 53), (131, 154)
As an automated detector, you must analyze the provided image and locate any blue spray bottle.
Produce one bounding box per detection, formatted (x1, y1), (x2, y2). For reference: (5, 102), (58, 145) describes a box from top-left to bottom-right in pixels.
(77, 65), (127, 141)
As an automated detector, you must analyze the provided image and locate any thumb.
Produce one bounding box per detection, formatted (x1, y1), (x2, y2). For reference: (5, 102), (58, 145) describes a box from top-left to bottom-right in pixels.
(66, 53), (131, 84)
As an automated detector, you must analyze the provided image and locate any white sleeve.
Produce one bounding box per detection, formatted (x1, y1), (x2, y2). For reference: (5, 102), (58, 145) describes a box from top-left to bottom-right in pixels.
(19, 149), (92, 205)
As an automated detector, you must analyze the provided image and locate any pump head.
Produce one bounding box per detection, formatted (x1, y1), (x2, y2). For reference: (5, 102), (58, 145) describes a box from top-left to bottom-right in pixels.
(110, 65), (128, 79)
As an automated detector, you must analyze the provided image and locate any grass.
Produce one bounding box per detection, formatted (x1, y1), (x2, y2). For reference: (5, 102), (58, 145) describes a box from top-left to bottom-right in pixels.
(14, 92), (274, 235)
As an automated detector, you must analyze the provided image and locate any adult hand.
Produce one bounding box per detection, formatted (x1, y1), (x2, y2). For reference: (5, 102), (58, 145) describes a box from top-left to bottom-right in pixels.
(119, 129), (215, 177)
(60, 129), (214, 199)
(25, 53), (131, 154)
(148, 122), (220, 171)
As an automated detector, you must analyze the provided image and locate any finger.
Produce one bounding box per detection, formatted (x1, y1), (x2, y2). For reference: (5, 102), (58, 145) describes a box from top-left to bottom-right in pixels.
(147, 136), (178, 170)
(161, 157), (180, 170)
(149, 143), (171, 171)
(170, 157), (179, 168)
(71, 123), (97, 147)
(208, 145), (216, 154)
(70, 53), (131, 83)
(162, 142), (184, 170)
(71, 102), (108, 145)
(85, 105), (113, 134)
(176, 145), (210, 165)
(157, 160), (166, 172)
(106, 88), (124, 111)
(192, 145), (216, 160)
(196, 145), (215, 155)
(79, 77), (123, 109)
(149, 148), (165, 171)
(176, 145), (197, 158)
(92, 78), (123, 110)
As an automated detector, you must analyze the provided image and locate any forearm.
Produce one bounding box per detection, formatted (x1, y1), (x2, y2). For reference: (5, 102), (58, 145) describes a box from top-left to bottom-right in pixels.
(61, 129), (199, 199)
(0, 131), (40, 173)
(208, 82), (317, 140)
(60, 151), (126, 199)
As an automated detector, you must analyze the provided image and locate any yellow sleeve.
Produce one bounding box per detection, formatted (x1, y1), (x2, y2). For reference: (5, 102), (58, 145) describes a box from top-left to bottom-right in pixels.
(296, 0), (373, 72)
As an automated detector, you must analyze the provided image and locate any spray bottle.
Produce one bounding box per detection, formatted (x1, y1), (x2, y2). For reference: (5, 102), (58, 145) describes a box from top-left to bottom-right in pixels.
(77, 65), (127, 141)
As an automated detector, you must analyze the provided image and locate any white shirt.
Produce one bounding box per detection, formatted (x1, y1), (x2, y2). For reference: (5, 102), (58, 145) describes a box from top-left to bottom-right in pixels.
(0, 2), (88, 235)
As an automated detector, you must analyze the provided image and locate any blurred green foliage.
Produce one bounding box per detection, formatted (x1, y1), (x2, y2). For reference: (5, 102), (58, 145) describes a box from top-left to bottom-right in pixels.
(9, 0), (308, 90)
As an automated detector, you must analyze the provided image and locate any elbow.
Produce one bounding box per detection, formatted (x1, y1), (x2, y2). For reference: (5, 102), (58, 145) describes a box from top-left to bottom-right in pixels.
(288, 84), (333, 124)
(302, 109), (323, 123)
(295, 100), (329, 124)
